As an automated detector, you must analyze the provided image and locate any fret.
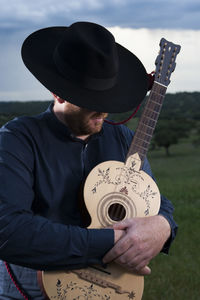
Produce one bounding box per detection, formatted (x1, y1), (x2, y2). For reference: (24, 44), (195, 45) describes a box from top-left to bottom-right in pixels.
(134, 131), (152, 142)
(133, 137), (149, 149)
(139, 126), (154, 135)
(151, 89), (166, 98)
(136, 129), (152, 138)
(130, 145), (147, 155)
(146, 100), (162, 110)
(154, 81), (167, 95)
(145, 102), (162, 113)
(141, 114), (159, 122)
(126, 149), (146, 162)
(152, 82), (167, 95)
(143, 110), (160, 120)
(148, 93), (164, 105)
(143, 106), (160, 115)
(140, 118), (157, 128)
(126, 61), (166, 162)
(146, 96), (163, 106)
(127, 124), (153, 160)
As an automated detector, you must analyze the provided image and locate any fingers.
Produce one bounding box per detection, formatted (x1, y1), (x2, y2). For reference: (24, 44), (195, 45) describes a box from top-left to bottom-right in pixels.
(104, 248), (151, 275)
(113, 244), (152, 272)
(104, 225), (145, 263)
(104, 249), (151, 276)
(103, 217), (160, 275)
(103, 234), (131, 263)
(103, 231), (152, 275)
(134, 266), (151, 276)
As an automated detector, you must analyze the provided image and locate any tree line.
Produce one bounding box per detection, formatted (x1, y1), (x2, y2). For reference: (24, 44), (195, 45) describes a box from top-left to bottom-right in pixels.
(110, 92), (200, 155)
(0, 92), (200, 155)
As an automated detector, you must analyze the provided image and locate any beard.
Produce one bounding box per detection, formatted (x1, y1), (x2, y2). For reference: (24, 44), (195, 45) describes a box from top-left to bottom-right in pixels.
(63, 105), (108, 136)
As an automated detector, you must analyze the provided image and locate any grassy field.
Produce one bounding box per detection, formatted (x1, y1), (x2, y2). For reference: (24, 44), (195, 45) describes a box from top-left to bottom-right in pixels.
(142, 139), (200, 299)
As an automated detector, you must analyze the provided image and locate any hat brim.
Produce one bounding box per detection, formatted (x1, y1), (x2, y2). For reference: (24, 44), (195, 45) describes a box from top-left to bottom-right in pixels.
(21, 26), (148, 113)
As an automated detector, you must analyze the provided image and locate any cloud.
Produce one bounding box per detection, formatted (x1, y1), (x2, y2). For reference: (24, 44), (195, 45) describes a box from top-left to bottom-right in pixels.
(0, 28), (51, 100)
(109, 27), (200, 93)
(0, 0), (200, 30)
(0, 26), (199, 101)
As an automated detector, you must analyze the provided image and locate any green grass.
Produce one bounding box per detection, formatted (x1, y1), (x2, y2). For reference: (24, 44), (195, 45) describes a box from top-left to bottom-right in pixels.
(142, 140), (200, 299)
(148, 141), (200, 201)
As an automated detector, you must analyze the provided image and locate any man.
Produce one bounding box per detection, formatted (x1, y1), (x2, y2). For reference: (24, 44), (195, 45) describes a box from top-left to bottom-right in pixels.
(0, 22), (177, 299)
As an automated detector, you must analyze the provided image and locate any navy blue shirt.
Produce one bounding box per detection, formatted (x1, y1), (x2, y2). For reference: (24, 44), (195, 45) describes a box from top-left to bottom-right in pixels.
(0, 103), (177, 298)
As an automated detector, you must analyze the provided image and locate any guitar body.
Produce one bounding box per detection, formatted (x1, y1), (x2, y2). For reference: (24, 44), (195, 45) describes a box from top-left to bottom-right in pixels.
(42, 154), (160, 300)
(84, 154), (160, 226)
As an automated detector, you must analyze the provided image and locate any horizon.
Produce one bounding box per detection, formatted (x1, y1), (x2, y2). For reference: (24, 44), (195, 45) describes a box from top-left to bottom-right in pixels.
(0, 90), (199, 103)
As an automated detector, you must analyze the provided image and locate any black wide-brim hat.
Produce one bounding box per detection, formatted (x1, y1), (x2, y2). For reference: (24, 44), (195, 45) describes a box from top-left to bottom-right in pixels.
(21, 21), (148, 113)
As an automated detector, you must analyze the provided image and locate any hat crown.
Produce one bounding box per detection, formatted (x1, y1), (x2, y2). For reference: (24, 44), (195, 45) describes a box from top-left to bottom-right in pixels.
(54, 22), (119, 89)
(21, 21), (148, 113)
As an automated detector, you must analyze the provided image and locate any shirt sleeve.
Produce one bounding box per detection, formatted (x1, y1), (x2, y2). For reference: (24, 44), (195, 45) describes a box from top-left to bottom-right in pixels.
(0, 123), (114, 270)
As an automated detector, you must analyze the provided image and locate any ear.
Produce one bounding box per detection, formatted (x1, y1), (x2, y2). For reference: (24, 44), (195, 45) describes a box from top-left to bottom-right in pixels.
(52, 93), (65, 104)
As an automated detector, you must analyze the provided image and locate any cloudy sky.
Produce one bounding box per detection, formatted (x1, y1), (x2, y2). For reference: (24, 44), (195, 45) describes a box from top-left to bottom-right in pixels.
(0, 0), (200, 101)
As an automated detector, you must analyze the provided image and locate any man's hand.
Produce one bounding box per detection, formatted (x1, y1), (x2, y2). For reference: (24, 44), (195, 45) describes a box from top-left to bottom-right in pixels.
(103, 215), (171, 275)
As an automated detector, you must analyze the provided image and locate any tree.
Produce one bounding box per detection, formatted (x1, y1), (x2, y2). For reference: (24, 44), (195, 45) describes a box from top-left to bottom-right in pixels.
(192, 123), (200, 147)
(152, 119), (193, 156)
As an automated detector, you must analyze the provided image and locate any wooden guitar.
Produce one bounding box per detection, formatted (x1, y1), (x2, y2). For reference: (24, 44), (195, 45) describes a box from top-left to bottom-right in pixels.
(40, 38), (181, 300)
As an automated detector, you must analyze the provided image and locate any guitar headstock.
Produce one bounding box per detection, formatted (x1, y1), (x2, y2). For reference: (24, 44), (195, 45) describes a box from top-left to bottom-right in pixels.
(154, 38), (181, 87)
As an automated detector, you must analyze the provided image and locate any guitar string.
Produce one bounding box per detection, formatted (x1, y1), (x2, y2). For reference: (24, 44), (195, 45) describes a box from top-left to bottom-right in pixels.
(108, 83), (166, 222)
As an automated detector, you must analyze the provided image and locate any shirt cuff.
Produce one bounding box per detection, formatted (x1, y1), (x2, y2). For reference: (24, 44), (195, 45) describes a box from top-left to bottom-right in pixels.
(86, 228), (114, 265)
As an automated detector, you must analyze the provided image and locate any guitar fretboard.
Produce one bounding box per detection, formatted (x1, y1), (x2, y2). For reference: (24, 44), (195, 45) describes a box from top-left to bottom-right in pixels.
(126, 82), (167, 166)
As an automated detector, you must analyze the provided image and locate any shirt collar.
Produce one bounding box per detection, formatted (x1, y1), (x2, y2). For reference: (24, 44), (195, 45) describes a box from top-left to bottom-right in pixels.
(44, 102), (104, 142)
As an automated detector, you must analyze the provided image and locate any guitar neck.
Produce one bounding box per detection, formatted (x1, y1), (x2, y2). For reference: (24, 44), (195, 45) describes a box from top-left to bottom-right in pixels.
(126, 82), (167, 166)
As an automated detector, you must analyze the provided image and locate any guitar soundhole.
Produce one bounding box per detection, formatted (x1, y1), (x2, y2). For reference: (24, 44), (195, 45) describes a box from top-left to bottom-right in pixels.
(108, 203), (126, 221)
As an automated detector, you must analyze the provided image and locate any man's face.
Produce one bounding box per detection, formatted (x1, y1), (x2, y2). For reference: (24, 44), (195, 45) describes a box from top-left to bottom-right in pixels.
(61, 102), (108, 137)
